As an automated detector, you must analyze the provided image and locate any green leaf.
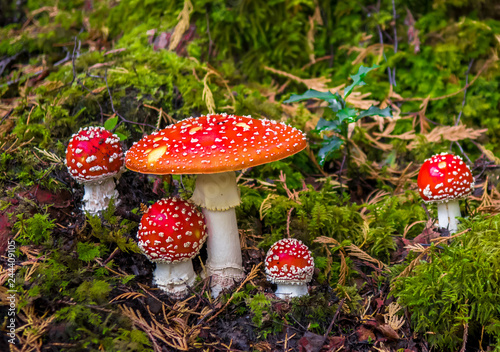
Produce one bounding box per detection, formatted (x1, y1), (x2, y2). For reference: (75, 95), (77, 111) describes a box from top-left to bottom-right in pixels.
(104, 116), (119, 131)
(328, 98), (343, 112)
(358, 105), (392, 119)
(316, 118), (341, 132)
(337, 107), (358, 124)
(115, 132), (127, 141)
(318, 137), (344, 166)
(344, 65), (379, 98)
(284, 89), (337, 103)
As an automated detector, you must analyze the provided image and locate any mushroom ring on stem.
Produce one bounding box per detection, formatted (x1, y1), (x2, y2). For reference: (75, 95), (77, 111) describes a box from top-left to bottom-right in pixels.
(125, 113), (307, 297)
(417, 153), (474, 233)
(265, 238), (314, 299)
(137, 197), (207, 299)
(66, 126), (124, 215)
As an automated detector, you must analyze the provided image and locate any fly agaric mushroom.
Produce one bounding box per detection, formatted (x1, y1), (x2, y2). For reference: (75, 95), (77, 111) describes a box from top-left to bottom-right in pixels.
(125, 113), (307, 297)
(265, 238), (314, 298)
(417, 153), (474, 232)
(137, 197), (207, 298)
(66, 126), (124, 215)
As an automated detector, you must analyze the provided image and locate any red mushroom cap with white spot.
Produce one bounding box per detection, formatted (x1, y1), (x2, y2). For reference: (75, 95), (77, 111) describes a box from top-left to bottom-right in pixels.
(265, 238), (314, 285)
(125, 113), (307, 175)
(417, 153), (475, 203)
(137, 197), (207, 263)
(66, 126), (124, 183)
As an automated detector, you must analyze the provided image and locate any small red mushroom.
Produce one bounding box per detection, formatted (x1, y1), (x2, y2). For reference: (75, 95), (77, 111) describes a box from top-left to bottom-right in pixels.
(417, 153), (474, 232)
(66, 126), (124, 214)
(265, 238), (314, 298)
(137, 197), (207, 298)
(126, 113), (307, 297)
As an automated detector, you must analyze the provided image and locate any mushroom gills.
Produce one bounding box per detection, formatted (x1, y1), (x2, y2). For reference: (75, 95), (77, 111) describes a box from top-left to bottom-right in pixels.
(275, 283), (309, 299)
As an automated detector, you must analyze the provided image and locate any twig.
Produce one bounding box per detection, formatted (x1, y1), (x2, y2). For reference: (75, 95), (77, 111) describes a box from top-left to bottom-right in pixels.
(391, 0), (398, 85)
(0, 109), (13, 125)
(205, 8), (213, 58)
(286, 207), (294, 238)
(324, 298), (345, 337)
(460, 320), (469, 352)
(377, 25), (393, 86)
(104, 69), (156, 129)
(0, 51), (22, 77)
(454, 141), (472, 165)
(455, 59), (474, 126)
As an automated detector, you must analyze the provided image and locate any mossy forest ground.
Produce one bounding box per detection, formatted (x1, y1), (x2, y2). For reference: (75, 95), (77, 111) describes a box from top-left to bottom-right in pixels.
(2, 0), (500, 351)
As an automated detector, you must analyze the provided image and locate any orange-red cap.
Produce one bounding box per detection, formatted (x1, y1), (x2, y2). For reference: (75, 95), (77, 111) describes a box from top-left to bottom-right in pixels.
(137, 197), (207, 263)
(417, 153), (475, 203)
(125, 114), (307, 175)
(66, 126), (124, 183)
(265, 238), (314, 284)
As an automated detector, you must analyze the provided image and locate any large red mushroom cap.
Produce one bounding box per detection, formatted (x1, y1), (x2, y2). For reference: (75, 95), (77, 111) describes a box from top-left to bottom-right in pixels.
(66, 126), (124, 183)
(417, 153), (475, 203)
(265, 238), (314, 285)
(125, 113), (307, 175)
(137, 197), (207, 263)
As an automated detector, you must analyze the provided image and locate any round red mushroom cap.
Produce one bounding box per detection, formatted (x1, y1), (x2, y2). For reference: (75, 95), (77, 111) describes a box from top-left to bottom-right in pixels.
(265, 238), (314, 285)
(137, 197), (207, 263)
(417, 153), (475, 203)
(66, 126), (124, 183)
(125, 113), (307, 175)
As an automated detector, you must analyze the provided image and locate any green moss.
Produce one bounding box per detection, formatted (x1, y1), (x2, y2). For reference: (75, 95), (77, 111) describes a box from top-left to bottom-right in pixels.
(393, 214), (500, 350)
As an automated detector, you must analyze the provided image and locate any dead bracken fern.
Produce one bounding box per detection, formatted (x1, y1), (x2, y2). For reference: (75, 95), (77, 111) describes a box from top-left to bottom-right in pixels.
(109, 291), (146, 303)
(119, 304), (202, 351)
(202, 71), (216, 114)
(384, 302), (405, 331)
(306, 3), (323, 64)
(338, 251), (348, 286)
(407, 125), (488, 149)
(11, 306), (55, 352)
(263, 66), (331, 91)
(33, 147), (63, 164)
(259, 193), (279, 220)
(168, 0), (193, 51)
(345, 244), (388, 270)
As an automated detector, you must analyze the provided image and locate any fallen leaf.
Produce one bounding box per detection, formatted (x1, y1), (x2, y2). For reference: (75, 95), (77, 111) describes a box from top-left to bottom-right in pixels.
(298, 332), (325, 352)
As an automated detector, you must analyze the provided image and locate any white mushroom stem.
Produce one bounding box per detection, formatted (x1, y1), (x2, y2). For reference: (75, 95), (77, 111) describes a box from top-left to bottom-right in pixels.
(81, 177), (120, 215)
(436, 200), (461, 233)
(275, 283), (308, 299)
(190, 171), (244, 297)
(154, 260), (196, 299)
(202, 208), (244, 297)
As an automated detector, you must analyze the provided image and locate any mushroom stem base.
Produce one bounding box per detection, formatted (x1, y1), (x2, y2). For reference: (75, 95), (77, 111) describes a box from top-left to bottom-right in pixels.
(154, 260), (196, 299)
(202, 207), (244, 297)
(82, 178), (119, 215)
(437, 200), (461, 233)
(275, 284), (308, 299)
